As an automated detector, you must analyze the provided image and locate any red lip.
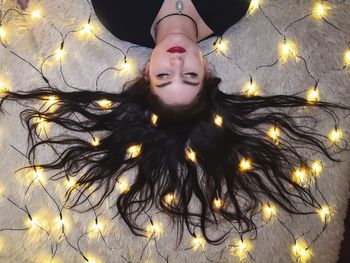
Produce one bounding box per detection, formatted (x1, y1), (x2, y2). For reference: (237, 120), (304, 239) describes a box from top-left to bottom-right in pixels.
(167, 46), (186, 53)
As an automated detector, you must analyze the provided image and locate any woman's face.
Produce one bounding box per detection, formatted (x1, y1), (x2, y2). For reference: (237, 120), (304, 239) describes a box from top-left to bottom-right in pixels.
(146, 34), (208, 105)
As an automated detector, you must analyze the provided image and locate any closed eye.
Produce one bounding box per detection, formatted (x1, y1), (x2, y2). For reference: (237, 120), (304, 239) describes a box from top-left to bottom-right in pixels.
(184, 72), (198, 77)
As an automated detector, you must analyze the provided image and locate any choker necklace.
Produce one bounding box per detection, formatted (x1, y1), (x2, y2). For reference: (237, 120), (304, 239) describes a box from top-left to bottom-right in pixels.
(154, 0), (199, 39)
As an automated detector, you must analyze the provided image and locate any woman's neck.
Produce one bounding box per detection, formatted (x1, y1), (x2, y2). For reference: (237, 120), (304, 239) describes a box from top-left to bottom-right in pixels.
(154, 14), (198, 44)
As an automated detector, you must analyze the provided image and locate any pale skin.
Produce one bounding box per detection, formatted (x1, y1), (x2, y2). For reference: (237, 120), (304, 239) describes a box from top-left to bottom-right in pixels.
(19, 0), (214, 105)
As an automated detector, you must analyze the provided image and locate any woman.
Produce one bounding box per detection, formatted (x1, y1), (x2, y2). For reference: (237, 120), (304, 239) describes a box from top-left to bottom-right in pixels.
(7, 0), (349, 247)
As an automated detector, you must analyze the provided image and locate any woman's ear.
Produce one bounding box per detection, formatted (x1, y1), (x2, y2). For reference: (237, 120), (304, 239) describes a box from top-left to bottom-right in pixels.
(143, 61), (150, 81)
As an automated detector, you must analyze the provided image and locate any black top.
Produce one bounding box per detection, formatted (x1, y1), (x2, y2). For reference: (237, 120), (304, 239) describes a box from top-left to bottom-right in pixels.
(91, 0), (251, 48)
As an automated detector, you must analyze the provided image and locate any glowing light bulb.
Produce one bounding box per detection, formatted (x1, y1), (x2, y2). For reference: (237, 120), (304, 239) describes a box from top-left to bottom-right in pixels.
(32, 167), (44, 180)
(164, 193), (175, 205)
(313, 2), (329, 19)
(31, 9), (42, 19)
(185, 147), (196, 163)
(85, 254), (100, 263)
(231, 239), (252, 261)
(96, 99), (112, 109)
(292, 167), (308, 186)
(47, 95), (58, 105)
(0, 26), (6, 38)
(239, 158), (252, 172)
(243, 81), (259, 97)
(55, 49), (65, 60)
(35, 116), (47, 130)
(151, 113), (158, 126)
(306, 87), (320, 104)
(292, 241), (312, 263)
(328, 128), (343, 143)
(91, 137), (100, 147)
(344, 50), (350, 66)
(0, 80), (8, 92)
(311, 160), (323, 176)
(317, 206), (331, 223)
(267, 126), (281, 144)
(65, 178), (76, 189)
(127, 144), (142, 158)
(213, 197), (223, 209)
(80, 23), (94, 35)
(146, 223), (163, 238)
(117, 178), (130, 193)
(262, 203), (276, 221)
(92, 221), (103, 232)
(214, 114), (223, 127)
(191, 236), (205, 251)
(279, 40), (297, 62)
(248, 0), (261, 14)
(216, 39), (228, 53)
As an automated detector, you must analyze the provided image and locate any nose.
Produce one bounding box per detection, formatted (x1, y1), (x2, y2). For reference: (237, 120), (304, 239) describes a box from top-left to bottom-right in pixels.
(170, 56), (184, 68)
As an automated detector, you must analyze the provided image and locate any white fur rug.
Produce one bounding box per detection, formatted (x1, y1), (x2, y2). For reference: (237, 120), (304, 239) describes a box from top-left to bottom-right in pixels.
(0, 0), (349, 262)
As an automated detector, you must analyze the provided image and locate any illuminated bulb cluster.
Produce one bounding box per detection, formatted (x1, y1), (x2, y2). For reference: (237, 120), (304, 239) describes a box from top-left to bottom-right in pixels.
(317, 205), (331, 223)
(213, 197), (224, 210)
(262, 203), (277, 221)
(191, 235), (205, 251)
(185, 147), (196, 163)
(117, 178), (130, 193)
(239, 158), (252, 172)
(127, 144), (142, 158)
(164, 192), (176, 205)
(96, 99), (112, 109)
(292, 167), (308, 186)
(151, 113), (158, 126)
(214, 114), (223, 127)
(279, 40), (298, 62)
(146, 222), (163, 238)
(292, 241), (312, 263)
(328, 127), (343, 143)
(267, 126), (281, 144)
(243, 81), (259, 97)
(306, 87), (320, 104)
(230, 239), (252, 261)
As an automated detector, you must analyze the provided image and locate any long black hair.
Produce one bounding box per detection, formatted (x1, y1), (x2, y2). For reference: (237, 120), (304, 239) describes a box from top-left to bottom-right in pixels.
(0, 75), (348, 246)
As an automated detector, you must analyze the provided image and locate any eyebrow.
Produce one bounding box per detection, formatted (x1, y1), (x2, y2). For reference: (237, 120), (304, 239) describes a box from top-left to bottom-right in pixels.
(155, 80), (200, 88)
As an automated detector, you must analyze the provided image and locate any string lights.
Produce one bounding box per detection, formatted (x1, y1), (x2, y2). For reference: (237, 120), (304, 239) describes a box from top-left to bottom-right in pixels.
(0, 0), (348, 262)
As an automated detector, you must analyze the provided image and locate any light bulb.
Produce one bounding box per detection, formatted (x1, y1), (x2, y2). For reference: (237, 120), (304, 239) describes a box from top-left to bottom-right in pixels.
(80, 23), (94, 35)
(96, 99), (112, 109)
(311, 160), (323, 176)
(146, 222), (162, 238)
(151, 113), (158, 126)
(55, 49), (65, 60)
(248, 0), (261, 14)
(0, 26), (6, 38)
(239, 158), (252, 172)
(213, 197), (223, 209)
(185, 147), (196, 163)
(328, 128), (343, 143)
(243, 81), (259, 97)
(279, 40), (297, 62)
(344, 50), (350, 66)
(127, 144), (142, 158)
(317, 206), (331, 223)
(267, 126), (281, 143)
(117, 178), (130, 193)
(262, 203), (276, 220)
(291, 240), (312, 262)
(164, 193), (175, 205)
(31, 9), (42, 19)
(214, 114), (223, 127)
(191, 236), (205, 251)
(306, 87), (320, 104)
(91, 137), (100, 147)
(231, 239), (252, 261)
(292, 167), (308, 186)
